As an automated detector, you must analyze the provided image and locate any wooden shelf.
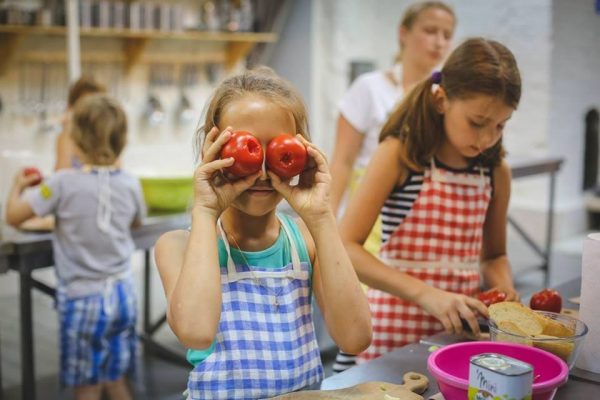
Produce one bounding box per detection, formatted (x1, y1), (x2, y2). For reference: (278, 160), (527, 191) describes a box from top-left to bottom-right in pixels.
(0, 24), (278, 73)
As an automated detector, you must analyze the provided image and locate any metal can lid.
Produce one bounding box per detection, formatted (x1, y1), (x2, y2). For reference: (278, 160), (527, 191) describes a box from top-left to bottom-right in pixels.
(470, 353), (533, 376)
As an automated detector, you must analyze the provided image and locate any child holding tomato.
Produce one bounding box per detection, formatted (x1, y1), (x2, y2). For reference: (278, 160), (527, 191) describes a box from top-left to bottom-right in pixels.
(154, 67), (371, 400)
(341, 38), (522, 362)
(6, 94), (144, 400)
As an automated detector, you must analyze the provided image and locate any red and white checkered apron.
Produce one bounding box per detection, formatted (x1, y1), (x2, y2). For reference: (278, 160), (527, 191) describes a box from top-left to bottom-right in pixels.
(359, 160), (492, 362)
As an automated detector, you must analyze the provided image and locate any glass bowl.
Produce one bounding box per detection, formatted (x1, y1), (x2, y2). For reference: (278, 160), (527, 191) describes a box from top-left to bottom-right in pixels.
(489, 310), (588, 369)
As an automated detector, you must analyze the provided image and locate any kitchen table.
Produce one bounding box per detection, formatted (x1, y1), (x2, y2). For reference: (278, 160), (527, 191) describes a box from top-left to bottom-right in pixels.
(0, 212), (190, 400)
(321, 277), (599, 398)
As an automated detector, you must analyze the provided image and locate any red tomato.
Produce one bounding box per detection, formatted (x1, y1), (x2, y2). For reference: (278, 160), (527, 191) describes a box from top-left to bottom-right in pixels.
(265, 134), (307, 179)
(476, 288), (507, 307)
(220, 131), (264, 177)
(24, 167), (43, 186)
(530, 288), (562, 313)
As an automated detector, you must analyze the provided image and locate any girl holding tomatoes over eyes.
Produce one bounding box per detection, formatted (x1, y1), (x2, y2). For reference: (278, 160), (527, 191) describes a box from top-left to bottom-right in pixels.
(154, 67), (371, 400)
(342, 38), (522, 362)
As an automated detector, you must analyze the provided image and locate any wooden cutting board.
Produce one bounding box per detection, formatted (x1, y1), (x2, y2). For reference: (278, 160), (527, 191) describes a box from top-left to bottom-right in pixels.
(271, 372), (429, 399)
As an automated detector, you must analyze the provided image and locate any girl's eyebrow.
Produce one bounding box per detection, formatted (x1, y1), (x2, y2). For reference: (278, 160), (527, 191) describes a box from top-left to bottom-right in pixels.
(472, 115), (512, 124)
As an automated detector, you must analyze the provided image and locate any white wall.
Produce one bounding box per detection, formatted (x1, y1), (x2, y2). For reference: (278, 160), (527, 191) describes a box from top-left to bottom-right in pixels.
(548, 0), (600, 208)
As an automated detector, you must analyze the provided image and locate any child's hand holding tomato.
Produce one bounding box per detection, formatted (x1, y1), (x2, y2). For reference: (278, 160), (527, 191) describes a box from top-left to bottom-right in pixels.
(268, 135), (333, 223)
(13, 167), (44, 194)
(193, 127), (262, 218)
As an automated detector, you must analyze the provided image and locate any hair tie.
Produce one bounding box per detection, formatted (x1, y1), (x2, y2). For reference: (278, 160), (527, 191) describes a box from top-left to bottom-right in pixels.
(431, 71), (442, 84)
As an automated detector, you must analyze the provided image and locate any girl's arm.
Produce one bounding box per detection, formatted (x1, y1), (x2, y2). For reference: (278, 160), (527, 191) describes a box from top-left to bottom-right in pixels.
(480, 160), (518, 300)
(5, 171), (38, 226)
(298, 216), (372, 355)
(341, 138), (488, 335)
(154, 126), (261, 349)
(155, 211), (222, 349)
(329, 115), (365, 215)
(54, 129), (73, 171)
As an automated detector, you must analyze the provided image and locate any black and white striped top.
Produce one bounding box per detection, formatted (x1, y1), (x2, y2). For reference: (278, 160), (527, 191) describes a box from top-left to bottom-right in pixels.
(380, 172), (424, 244)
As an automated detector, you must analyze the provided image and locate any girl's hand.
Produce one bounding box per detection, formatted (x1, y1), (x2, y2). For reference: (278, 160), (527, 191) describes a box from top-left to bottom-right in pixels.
(268, 135), (332, 223)
(416, 286), (489, 336)
(193, 127), (261, 218)
(13, 169), (41, 193)
(490, 285), (520, 302)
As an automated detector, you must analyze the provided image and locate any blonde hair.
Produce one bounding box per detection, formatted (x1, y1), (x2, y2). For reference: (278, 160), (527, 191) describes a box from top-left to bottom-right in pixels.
(381, 38), (522, 170)
(195, 67), (309, 159)
(70, 94), (127, 166)
(396, 1), (456, 62)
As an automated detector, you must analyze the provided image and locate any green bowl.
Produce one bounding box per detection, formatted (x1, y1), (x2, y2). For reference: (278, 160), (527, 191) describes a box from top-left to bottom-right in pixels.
(139, 176), (193, 212)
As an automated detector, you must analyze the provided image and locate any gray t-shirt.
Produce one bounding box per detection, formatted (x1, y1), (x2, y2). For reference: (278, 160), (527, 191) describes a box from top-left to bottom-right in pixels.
(26, 168), (146, 297)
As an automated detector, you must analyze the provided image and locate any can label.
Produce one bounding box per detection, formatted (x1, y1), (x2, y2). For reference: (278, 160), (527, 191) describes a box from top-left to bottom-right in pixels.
(468, 353), (533, 400)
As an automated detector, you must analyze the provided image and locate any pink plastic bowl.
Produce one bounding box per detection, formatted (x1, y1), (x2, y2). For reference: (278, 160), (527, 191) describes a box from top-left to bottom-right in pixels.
(427, 341), (568, 400)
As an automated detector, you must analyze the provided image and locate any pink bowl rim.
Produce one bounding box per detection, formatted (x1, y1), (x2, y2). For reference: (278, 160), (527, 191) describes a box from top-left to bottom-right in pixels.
(427, 341), (569, 391)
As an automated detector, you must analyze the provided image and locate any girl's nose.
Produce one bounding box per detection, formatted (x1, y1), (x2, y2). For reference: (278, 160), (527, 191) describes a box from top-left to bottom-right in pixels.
(258, 157), (269, 180)
(435, 31), (447, 48)
(478, 128), (501, 151)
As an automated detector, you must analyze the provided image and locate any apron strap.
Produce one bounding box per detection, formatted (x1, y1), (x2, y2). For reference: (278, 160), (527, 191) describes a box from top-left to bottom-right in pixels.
(217, 218), (238, 277)
(217, 215), (305, 280)
(278, 215), (302, 273)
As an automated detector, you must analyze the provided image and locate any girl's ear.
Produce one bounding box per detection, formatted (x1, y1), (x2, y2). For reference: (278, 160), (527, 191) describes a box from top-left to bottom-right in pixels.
(432, 86), (447, 114)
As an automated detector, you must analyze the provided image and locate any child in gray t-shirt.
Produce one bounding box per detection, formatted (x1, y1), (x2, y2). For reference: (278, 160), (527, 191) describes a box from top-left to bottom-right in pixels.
(6, 93), (145, 400)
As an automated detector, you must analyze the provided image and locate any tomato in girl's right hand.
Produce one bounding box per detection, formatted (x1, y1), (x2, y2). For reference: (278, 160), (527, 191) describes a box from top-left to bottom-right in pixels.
(24, 167), (43, 186)
(220, 131), (264, 177)
(266, 134), (308, 179)
(476, 288), (507, 307)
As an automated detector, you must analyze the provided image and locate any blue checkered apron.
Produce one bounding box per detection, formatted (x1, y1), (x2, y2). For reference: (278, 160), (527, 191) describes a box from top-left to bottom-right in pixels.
(186, 217), (323, 399)
(56, 273), (137, 387)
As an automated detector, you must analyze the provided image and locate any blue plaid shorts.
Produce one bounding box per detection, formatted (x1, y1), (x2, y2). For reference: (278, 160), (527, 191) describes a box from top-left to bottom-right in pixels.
(57, 278), (138, 387)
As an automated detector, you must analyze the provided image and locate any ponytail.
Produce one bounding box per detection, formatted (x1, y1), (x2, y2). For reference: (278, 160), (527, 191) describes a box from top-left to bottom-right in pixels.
(380, 75), (443, 171)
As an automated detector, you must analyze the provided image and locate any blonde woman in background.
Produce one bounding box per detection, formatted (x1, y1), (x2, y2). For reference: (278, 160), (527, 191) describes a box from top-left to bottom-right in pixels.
(329, 1), (456, 373)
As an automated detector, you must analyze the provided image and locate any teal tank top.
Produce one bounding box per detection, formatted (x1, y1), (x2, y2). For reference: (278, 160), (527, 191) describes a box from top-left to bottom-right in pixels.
(186, 213), (312, 366)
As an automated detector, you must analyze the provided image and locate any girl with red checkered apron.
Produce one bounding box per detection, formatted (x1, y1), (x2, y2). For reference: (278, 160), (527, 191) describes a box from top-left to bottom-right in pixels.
(154, 68), (371, 399)
(340, 38), (524, 362)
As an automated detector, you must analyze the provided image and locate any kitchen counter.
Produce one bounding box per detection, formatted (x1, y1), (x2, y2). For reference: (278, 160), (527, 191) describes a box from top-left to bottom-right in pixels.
(321, 277), (599, 398)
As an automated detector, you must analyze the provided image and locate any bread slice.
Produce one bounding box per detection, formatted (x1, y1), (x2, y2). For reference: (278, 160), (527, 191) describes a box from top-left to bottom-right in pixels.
(541, 318), (575, 337)
(489, 302), (544, 335)
(496, 321), (533, 346)
(531, 334), (574, 362)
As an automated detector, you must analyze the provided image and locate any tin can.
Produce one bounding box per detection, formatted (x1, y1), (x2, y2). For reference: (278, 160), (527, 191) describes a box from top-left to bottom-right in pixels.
(468, 353), (533, 400)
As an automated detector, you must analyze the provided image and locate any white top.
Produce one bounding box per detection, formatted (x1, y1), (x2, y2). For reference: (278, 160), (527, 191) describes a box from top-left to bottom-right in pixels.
(338, 68), (404, 170)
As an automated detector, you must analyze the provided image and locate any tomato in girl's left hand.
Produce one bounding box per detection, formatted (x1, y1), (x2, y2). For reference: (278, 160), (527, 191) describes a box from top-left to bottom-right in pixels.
(266, 134), (308, 179)
(530, 288), (562, 313)
(220, 131), (264, 177)
(476, 288), (507, 307)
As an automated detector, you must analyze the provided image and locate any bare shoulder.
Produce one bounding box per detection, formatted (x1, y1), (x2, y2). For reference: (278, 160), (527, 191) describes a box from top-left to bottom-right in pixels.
(367, 137), (409, 185)
(294, 218), (316, 263)
(155, 229), (189, 259)
(493, 160), (512, 190)
(494, 159), (512, 178)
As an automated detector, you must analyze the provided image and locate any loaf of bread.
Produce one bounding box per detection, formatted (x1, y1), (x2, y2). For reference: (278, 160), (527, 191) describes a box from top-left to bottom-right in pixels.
(489, 301), (575, 362)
